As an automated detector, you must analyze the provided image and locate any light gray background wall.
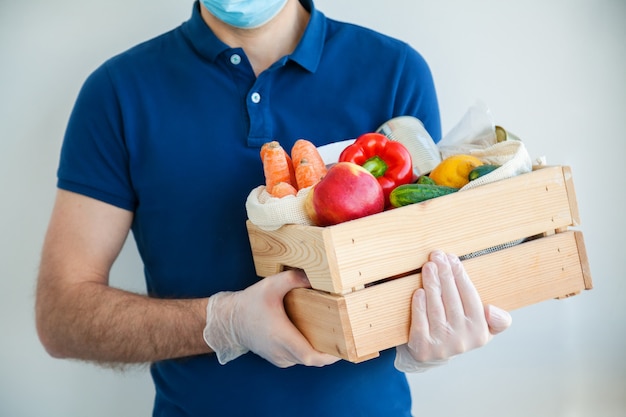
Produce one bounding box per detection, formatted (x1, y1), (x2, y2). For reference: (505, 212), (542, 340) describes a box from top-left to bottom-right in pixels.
(1, 1), (624, 416)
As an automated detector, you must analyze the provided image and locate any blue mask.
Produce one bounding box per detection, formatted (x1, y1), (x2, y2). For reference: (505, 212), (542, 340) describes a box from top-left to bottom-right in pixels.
(201, 0), (289, 29)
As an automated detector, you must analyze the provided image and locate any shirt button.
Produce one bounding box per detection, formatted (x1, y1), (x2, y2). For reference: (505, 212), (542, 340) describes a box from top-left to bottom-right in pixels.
(230, 54), (241, 65)
(251, 92), (261, 104)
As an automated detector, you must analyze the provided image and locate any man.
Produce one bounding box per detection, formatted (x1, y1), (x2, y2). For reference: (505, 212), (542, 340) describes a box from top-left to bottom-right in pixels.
(35, 1), (511, 415)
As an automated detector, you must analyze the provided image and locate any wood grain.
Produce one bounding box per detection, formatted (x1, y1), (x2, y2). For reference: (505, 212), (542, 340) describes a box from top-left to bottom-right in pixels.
(285, 231), (592, 362)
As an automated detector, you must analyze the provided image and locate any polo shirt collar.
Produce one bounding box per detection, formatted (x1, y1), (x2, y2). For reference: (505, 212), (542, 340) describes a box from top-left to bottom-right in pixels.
(182, 2), (231, 62)
(290, 0), (326, 73)
(182, 0), (326, 73)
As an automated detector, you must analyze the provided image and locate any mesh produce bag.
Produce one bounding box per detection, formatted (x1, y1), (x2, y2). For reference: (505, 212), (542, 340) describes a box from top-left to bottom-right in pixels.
(245, 185), (314, 231)
(458, 140), (533, 190)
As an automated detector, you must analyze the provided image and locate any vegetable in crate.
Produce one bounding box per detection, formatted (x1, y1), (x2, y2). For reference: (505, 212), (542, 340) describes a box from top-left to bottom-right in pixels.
(270, 182), (298, 197)
(339, 132), (413, 207)
(416, 175), (436, 185)
(468, 164), (501, 181)
(429, 154), (484, 188)
(304, 162), (384, 226)
(261, 141), (297, 196)
(260, 139), (327, 196)
(291, 139), (328, 190)
(389, 183), (458, 207)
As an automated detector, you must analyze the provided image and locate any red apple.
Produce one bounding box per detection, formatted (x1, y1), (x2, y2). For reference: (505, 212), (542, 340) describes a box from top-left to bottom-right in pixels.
(304, 162), (384, 226)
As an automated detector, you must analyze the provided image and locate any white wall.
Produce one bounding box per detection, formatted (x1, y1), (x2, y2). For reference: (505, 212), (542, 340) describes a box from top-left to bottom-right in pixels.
(1, 1), (624, 416)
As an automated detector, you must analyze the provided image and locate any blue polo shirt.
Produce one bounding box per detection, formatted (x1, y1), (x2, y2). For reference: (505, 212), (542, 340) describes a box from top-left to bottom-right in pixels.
(58, 1), (441, 416)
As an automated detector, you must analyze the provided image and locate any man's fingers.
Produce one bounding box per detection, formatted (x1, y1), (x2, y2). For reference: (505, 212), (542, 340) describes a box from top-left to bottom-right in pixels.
(267, 269), (311, 298)
(446, 253), (484, 323)
(262, 270), (340, 368)
(485, 304), (512, 335)
(421, 262), (447, 332)
(431, 251), (465, 325)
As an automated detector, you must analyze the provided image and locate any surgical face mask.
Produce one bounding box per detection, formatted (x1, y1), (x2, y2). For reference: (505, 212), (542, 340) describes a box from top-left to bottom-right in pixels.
(201, 0), (289, 29)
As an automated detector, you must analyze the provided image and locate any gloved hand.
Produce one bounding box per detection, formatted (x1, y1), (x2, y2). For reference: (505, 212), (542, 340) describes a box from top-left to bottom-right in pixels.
(395, 250), (512, 373)
(203, 269), (340, 368)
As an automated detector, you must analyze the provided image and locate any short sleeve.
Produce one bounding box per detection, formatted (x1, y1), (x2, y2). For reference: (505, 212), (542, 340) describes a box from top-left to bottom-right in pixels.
(57, 63), (136, 211)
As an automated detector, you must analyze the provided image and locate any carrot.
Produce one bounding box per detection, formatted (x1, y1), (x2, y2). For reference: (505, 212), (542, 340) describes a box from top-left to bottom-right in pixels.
(294, 159), (320, 190)
(285, 152), (296, 186)
(261, 141), (296, 183)
(290, 139), (327, 189)
(261, 141), (296, 196)
(270, 182), (298, 198)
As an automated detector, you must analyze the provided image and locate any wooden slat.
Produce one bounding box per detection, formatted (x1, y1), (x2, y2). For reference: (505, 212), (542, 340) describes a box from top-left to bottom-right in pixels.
(285, 231), (590, 362)
(562, 165), (581, 226)
(246, 222), (340, 291)
(283, 289), (354, 359)
(574, 231), (593, 290)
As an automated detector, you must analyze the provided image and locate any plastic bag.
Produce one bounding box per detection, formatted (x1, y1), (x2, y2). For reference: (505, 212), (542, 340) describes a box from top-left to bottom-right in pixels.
(438, 100), (497, 156)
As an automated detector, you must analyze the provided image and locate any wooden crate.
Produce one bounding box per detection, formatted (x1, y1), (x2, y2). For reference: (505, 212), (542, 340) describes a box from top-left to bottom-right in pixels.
(246, 165), (592, 363)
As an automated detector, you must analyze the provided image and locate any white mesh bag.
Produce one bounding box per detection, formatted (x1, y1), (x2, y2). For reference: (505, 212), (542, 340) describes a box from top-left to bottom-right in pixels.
(459, 140), (533, 191)
(245, 185), (314, 231)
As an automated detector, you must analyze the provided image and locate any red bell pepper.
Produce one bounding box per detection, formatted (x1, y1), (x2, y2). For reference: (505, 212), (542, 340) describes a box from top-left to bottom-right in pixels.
(339, 132), (414, 207)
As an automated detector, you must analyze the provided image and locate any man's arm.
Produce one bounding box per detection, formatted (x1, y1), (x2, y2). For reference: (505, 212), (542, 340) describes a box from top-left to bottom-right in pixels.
(35, 189), (211, 364)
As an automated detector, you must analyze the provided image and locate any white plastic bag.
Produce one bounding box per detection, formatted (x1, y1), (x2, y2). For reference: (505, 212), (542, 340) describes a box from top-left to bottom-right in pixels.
(438, 100), (497, 155)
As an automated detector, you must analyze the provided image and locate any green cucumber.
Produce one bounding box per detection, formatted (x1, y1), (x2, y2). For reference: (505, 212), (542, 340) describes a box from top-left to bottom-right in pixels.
(389, 184), (459, 207)
(416, 175), (436, 185)
(468, 164), (500, 181)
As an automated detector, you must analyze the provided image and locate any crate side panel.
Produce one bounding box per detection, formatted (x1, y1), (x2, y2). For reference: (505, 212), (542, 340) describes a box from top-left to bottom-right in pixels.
(465, 231), (589, 309)
(574, 231), (593, 290)
(343, 274), (420, 359)
(340, 231), (588, 360)
(246, 221), (338, 290)
(326, 166), (575, 292)
(284, 288), (356, 360)
(562, 166), (581, 226)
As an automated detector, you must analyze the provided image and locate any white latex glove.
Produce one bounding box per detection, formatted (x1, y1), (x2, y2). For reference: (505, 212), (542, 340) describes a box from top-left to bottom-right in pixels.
(395, 250), (512, 373)
(203, 269), (340, 368)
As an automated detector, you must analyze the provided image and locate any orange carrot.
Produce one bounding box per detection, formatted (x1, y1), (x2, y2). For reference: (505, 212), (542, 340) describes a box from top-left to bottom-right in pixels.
(285, 152), (296, 186)
(270, 182), (298, 198)
(290, 139), (327, 189)
(261, 141), (296, 196)
(294, 159), (320, 190)
(261, 141), (296, 184)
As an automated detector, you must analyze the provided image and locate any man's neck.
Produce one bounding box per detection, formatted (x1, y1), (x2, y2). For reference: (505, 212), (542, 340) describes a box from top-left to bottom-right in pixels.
(200, 1), (310, 76)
